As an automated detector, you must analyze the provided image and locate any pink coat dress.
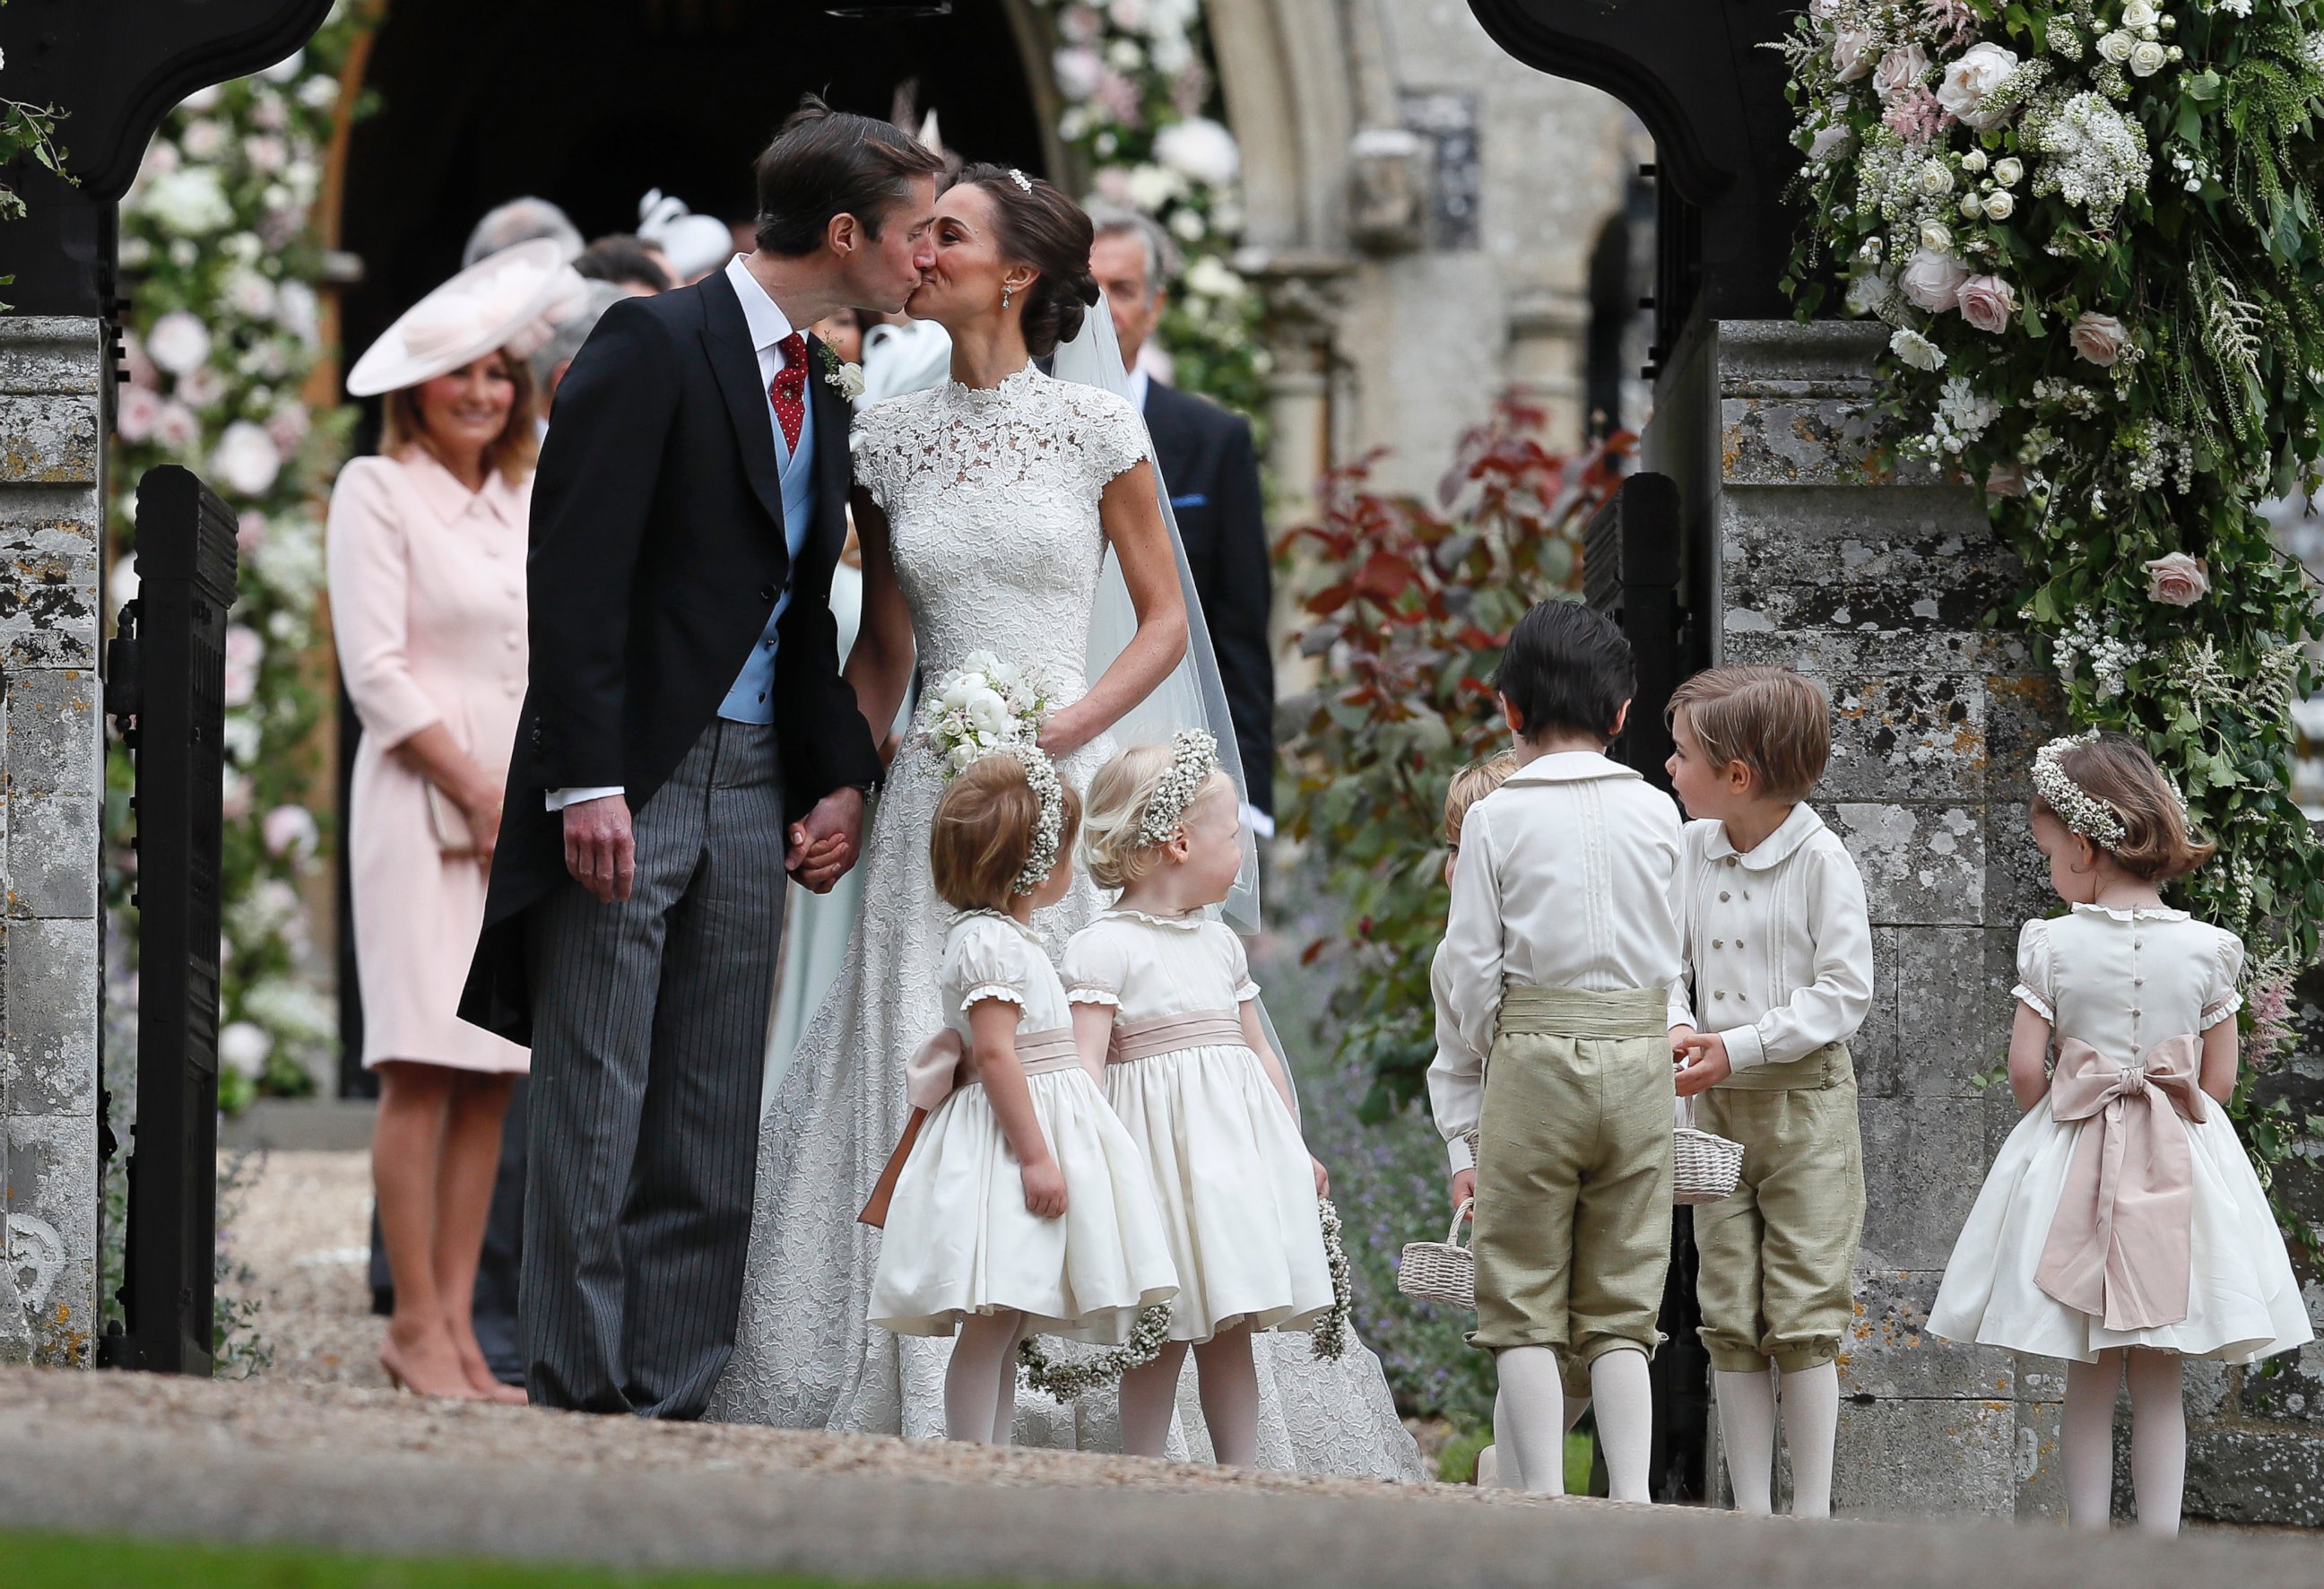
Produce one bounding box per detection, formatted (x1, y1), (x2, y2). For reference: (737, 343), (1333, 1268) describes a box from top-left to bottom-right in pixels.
(325, 451), (531, 1072)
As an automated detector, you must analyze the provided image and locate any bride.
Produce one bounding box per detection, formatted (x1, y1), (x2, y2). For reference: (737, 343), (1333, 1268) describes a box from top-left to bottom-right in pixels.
(710, 165), (1421, 1478)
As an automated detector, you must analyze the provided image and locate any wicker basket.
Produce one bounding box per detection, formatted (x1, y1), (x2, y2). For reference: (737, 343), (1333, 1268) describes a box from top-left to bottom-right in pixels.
(1672, 1097), (1744, 1205)
(1398, 1199), (1477, 1309)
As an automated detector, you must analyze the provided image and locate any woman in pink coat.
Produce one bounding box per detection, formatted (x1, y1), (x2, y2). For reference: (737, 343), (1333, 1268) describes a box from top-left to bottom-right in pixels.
(332, 241), (574, 1400)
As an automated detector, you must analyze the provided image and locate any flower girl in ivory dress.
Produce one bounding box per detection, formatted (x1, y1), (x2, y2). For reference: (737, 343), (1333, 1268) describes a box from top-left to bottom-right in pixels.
(1929, 734), (2311, 1535)
(867, 750), (1177, 1445)
(1064, 732), (1335, 1465)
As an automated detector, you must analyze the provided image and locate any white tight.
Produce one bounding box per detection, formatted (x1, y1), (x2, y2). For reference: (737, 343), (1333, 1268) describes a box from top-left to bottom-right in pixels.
(1117, 1324), (1260, 1466)
(1717, 1363), (1843, 1516)
(944, 1311), (1027, 1444)
(1482, 1383), (1591, 1490)
(1498, 1346), (1654, 1501)
(2063, 1348), (2184, 1537)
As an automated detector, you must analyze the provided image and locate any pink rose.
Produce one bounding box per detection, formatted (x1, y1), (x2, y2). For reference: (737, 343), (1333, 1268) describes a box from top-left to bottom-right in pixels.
(1955, 274), (2017, 334)
(1832, 22), (1875, 82)
(2143, 552), (2210, 607)
(262, 803), (320, 861)
(1985, 463), (2028, 498)
(1873, 44), (1930, 102)
(2069, 311), (2129, 368)
(117, 383), (164, 444)
(1899, 248), (1971, 312)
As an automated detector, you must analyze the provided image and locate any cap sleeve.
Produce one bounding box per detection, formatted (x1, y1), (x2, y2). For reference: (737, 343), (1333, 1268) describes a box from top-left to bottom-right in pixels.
(848, 406), (898, 516)
(2200, 927), (2246, 1031)
(1214, 923), (1260, 1002)
(1062, 921), (1130, 1011)
(1070, 387), (1149, 488)
(950, 918), (1030, 1017)
(2011, 918), (2056, 1022)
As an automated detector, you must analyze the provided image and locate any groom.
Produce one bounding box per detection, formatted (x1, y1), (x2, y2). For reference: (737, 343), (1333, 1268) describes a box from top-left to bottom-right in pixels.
(461, 100), (943, 1417)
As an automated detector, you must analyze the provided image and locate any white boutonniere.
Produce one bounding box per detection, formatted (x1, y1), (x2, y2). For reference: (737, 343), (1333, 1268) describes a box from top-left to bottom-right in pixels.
(817, 342), (864, 400)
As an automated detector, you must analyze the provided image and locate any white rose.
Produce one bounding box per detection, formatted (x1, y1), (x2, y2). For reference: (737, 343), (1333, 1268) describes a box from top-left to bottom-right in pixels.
(1154, 116), (1241, 187)
(1935, 41), (2022, 129)
(145, 310), (212, 375)
(985, 658), (1023, 689)
(141, 167), (234, 235)
(1832, 22), (1875, 82)
(1920, 221), (1955, 252)
(2097, 29), (2136, 64)
(2123, 0), (2158, 27)
(1961, 149), (1989, 174)
(1807, 123), (1851, 163)
(964, 690), (1013, 736)
(179, 119), (227, 161)
(1983, 190), (2016, 220)
(211, 421), (282, 498)
(1959, 193), (1985, 219)
(1123, 162), (1184, 211)
(1890, 327), (1947, 370)
(1900, 247), (1972, 312)
(1053, 45), (1104, 100)
(225, 268), (277, 318)
(1993, 157), (2024, 187)
(1872, 44), (1930, 102)
(2129, 39), (2169, 74)
(1919, 159), (1956, 196)
(1844, 271), (1895, 316)
(218, 1021), (273, 1081)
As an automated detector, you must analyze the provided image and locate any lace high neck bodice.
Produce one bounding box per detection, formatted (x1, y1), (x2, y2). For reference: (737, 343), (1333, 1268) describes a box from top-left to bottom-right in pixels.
(851, 365), (1149, 694)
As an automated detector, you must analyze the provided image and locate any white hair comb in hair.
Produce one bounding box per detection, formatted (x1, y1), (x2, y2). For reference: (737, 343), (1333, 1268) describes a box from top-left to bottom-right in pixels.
(1007, 168), (1034, 194)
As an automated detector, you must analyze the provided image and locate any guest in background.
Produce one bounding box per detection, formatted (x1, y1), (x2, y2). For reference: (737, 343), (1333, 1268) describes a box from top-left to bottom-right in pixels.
(463, 196), (584, 268)
(812, 306), (866, 365)
(575, 234), (673, 296)
(637, 188), (734, 285)
(530, 279), (630, 416)
(1086, 203), (1276, 829)
(333, 241), (568, 1401)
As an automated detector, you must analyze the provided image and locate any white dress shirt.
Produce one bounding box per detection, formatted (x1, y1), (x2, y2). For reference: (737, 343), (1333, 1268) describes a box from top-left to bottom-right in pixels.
(1426, 941), (1487, 1173)
(1668, 803), (1875, 1071)
(546, 256), (810, 813)
(1431, 751), (1688, 1167)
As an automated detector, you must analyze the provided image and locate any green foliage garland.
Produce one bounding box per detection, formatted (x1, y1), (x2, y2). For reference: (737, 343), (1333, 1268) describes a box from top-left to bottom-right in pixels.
(1280, 403), (1633, 1115)
(1776, 0), (2324, 1235)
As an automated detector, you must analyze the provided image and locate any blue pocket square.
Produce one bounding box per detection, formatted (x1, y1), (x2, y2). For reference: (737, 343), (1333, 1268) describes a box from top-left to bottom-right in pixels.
(1169, 492), (1210, 509)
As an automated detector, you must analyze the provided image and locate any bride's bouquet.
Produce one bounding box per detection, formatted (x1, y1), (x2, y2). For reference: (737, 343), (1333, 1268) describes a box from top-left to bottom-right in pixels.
(918, 651), (1057, 776)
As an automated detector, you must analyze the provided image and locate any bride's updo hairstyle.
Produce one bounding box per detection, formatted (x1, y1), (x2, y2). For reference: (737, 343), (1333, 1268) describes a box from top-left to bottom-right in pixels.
(948, 163), (1102, 358)
(932, 754), (1084, 913)
(1080, 742), (1235, 892)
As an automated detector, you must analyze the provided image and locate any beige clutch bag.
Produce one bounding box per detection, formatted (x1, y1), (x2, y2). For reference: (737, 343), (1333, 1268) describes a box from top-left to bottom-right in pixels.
(425, 783), (480, 856)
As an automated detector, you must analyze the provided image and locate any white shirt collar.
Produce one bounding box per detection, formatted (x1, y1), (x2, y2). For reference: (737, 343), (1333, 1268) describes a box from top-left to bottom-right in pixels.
(1501, 750), (1642, 787)
(724, 255), (797, 357)
(1127, 366), (1151, 412)
(1701, 802), (1826, 871)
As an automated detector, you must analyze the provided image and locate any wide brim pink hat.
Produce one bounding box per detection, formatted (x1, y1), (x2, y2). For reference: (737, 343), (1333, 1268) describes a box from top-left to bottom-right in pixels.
(347, 239), (584, 397)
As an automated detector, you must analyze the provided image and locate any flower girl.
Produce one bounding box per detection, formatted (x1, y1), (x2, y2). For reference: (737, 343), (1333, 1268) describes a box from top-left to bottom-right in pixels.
(868, 748), (1177, 1446)
(1929, 733), (2312, 1535)
(1064, 732), (1335, 1466)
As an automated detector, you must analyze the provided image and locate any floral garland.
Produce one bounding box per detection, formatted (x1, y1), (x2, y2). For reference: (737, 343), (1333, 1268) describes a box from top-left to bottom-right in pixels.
(1026, 0), (1270, 421)
(1776, 2), (2324, 1050)
(108, 2), (382, 1107)
(1015, 1197), (1354, 1402)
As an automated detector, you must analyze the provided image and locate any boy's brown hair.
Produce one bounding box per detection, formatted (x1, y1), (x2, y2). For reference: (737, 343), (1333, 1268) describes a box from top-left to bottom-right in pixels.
(930, 755), (1083, 912)
(2034, 733), (2215, 881)
(1444, 751), (1521, 847)
(1666, 666), (1833, 802)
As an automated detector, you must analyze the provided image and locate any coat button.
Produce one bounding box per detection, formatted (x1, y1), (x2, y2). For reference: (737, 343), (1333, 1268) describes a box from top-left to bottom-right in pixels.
(1713, 939), (1724, 949)
(1714, 991), (1727, 1001)
(1719, 891), (1731, 903)
(1725, 855), (1739, 867)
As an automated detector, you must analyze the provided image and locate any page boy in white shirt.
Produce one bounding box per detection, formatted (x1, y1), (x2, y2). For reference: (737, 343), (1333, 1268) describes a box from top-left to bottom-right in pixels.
(1665, 665), (1873, 1519)
(1438, 601), (1687, 1501)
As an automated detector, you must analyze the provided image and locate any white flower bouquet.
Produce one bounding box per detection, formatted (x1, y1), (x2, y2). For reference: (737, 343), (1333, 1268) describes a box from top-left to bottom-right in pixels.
(917, 651), (1058, 776)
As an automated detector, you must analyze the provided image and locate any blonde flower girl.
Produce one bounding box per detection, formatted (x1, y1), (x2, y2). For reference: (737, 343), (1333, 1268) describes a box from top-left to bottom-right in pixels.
(1930, 733), (2312, 1534)
(1063, 732), (1335, 1466)
(868, 749), (1177, 1445)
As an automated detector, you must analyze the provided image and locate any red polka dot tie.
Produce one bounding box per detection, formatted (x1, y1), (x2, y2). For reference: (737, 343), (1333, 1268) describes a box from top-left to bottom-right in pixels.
(769, 332), (808, 454)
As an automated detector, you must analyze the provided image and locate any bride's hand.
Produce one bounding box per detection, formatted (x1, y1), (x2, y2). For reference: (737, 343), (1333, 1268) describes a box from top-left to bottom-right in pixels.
(1036, 708), (1090, 759)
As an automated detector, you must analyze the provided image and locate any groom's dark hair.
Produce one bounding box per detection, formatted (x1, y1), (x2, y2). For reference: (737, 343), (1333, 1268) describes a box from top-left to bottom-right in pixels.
(753, 95), (943, 257)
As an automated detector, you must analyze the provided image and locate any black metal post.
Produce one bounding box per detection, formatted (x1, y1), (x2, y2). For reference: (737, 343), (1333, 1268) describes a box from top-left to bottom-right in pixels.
(108, 465), (238, 1376)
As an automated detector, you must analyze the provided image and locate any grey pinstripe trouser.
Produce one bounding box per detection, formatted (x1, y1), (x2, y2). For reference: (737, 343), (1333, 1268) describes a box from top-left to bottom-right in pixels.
(521, 718), (786, 1418)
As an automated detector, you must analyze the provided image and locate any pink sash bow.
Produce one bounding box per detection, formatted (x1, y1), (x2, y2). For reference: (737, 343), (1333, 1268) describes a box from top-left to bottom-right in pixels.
(2034, 1034), (2207, 1332)
(904, 1027), (1089, 1108)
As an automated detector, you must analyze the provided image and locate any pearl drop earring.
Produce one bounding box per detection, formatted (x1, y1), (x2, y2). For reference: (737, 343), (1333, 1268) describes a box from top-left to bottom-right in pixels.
(1002, 284), (1013, 310)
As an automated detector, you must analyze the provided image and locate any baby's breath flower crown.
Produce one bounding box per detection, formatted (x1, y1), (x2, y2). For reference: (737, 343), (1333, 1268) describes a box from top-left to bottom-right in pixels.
(986, 743), (1065, 897)
(2033, 731), (2129, 847)
(1135, 730), (1223, 849)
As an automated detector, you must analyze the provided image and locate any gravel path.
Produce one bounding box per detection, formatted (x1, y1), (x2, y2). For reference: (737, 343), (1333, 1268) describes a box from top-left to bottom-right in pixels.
(223, 1149), (391, 1387)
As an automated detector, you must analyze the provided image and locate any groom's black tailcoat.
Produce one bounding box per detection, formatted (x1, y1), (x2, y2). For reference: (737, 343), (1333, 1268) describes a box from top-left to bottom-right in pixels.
(460, 270), (878, 1043)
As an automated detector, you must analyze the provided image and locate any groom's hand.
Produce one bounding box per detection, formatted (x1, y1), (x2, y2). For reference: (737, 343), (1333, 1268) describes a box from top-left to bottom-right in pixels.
(787, 786), (866, 893)
(563, 795), (637, 903)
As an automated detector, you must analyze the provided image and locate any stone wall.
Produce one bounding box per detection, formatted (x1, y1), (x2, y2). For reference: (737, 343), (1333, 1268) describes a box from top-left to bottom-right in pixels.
(0, 316), (106, 1366)
(1647, 318), (2066, 1516)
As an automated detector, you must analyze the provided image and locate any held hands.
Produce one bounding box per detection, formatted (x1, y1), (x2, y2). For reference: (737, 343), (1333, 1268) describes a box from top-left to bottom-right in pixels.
(1674, 1029), (1733, 1098)
(563, 794), (636, 903)
(787, 786), (867, 894)
(1450, 1168), (1476, 1211)
(1020, 1155), (1069, 1219)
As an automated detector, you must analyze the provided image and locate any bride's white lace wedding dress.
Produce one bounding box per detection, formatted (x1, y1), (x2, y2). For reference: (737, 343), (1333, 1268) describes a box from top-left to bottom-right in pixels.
(708, 366), (1423, 1479)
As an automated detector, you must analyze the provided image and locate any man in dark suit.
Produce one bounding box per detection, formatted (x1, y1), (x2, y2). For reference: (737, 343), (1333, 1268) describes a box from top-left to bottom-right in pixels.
(1087, 207), (1277, 829)
(460, 101), (942, 1418)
